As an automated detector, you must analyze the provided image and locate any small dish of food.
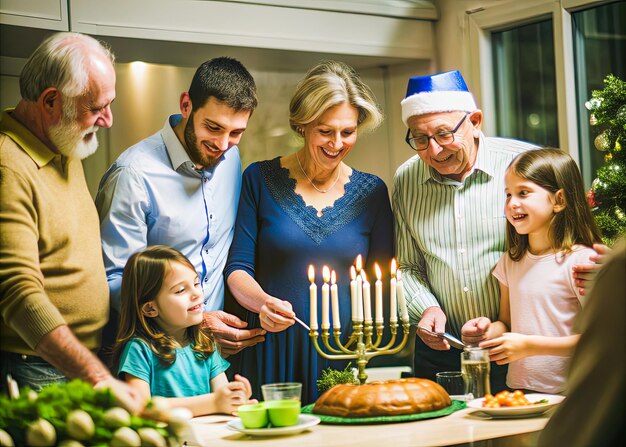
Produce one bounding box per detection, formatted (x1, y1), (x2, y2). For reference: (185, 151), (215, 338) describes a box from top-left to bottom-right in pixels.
(467, 391), (565, 418)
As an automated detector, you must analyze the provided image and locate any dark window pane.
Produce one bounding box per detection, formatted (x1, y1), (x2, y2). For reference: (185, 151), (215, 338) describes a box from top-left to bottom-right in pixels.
(492, 19), (558, 147)
(573, 0), (626, 187)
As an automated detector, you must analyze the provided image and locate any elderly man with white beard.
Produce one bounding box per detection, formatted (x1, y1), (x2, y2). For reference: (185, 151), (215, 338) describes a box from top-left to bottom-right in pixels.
(0, 32), (142, 413)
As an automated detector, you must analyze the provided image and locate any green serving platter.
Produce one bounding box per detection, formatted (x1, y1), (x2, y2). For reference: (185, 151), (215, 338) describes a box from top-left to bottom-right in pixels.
(301, 399), (466, 425)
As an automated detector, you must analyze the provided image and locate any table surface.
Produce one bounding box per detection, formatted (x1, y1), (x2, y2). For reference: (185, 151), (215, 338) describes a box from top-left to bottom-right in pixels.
(184, 406), (552, 447)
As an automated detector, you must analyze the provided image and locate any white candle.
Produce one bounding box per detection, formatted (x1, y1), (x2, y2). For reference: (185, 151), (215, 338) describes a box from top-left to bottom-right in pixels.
(374, 263), (383, 323)
(350, 266), (357, 321)
(331, 270), (340, 330)
(356, 270), (363, 322)
(308, 265), (318, 330)
(390, 259), (398, 324)
(397, 269), (409, 323)
(321, 266), (330, 329)
(362, 271), (372, 323)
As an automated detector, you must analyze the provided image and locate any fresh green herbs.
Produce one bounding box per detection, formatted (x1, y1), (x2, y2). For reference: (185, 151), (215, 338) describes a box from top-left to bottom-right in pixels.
(316, 363), (358, 394)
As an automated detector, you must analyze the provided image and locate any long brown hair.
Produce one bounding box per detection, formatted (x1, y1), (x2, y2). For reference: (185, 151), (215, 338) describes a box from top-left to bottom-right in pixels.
(111, 245), (216, 369)
(506, 148), (602, 261)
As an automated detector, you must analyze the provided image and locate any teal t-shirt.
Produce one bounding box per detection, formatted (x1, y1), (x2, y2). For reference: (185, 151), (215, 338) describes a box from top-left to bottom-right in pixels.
(118, 338), (230, 397)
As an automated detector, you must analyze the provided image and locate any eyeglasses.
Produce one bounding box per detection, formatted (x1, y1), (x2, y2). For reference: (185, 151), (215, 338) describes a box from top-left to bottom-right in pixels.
(405, 113), (469, 151)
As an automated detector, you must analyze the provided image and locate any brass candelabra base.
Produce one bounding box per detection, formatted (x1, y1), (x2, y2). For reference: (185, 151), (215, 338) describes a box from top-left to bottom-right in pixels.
(310, 320), (411, 384)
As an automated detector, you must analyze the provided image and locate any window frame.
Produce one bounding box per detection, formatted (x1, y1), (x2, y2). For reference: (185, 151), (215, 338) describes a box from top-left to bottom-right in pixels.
(466, 0), (609, 166)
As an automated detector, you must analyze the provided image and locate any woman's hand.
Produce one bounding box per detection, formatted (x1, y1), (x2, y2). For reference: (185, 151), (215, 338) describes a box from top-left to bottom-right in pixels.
(259, 297), (295, 332)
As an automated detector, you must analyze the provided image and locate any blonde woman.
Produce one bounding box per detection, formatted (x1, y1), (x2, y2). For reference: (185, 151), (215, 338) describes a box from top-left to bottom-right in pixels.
(225, 61), (394, 403)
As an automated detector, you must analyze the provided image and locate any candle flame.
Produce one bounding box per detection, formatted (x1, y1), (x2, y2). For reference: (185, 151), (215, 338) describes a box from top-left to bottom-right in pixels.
(350, 265), (356, 280)
(308, 265), (315, 283)
(331, 270), (337, 285)
(356, 254), (363, 272)
(391, 258), (397, 277)
(322, 265), (330, 283)
(374, 263), (381, 280)
(361, 270), (368, 283)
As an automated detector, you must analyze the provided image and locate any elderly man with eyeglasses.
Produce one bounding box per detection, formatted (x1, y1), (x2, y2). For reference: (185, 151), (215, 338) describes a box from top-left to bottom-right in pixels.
(392, 70), (537, 392)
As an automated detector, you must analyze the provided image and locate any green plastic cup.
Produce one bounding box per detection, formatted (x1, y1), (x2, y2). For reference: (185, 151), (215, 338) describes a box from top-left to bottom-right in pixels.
(264, 400), (301, 427)
(237, 403), (268, 429)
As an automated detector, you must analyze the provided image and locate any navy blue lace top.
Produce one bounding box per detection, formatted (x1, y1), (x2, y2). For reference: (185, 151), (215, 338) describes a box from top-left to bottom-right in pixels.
(225, 157), (394, 403)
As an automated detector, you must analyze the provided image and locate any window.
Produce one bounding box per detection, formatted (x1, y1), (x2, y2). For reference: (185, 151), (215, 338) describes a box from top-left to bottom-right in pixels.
(492, 19), (558, 147)
(573, 0), (626, 186)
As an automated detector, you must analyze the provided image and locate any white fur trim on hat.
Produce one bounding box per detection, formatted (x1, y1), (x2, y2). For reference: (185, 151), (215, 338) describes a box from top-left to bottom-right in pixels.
(401, 91), (477, 126)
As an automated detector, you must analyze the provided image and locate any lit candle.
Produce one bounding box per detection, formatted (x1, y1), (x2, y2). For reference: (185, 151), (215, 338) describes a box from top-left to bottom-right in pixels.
(374, 263), (383, 323)
(356, 263), (363, 322)
(397, 269), (409, 323)
(331, 270), (340, 330)
(350, 266), (357, 321)
(321, 266), (330, 329)
(362, 271), (372, 323)
(308, 265), (318, 330)
(390, 259), (398, 324)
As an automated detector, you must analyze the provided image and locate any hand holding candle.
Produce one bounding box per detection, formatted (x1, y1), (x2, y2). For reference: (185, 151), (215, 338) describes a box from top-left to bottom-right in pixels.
(330, 270), (340, 330)
(308, 265), (318, 330)
(374, 263), (383, 324)
(321, 266), (330, 329)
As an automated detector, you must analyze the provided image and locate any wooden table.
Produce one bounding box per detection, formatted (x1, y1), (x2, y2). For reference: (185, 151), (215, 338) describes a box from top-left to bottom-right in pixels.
(184, 407), (551, 447)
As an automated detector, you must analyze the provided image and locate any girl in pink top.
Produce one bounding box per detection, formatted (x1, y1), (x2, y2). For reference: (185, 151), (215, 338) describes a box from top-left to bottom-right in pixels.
(462, 148), (602, 394)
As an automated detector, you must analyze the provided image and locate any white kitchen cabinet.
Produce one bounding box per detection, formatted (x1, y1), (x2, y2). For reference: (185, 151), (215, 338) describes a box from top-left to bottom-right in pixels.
(0, 0), (68, 30)
(69, 0), (434, 61)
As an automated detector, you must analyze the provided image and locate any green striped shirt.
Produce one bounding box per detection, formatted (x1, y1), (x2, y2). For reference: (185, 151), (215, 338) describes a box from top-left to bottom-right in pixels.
(392, 135), (535, 337)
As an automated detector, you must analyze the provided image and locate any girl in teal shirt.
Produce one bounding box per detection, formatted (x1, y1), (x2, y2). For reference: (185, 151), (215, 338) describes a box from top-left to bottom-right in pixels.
(112, 245), (255, 416)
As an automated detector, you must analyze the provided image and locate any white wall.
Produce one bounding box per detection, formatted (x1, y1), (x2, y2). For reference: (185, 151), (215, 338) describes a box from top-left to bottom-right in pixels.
(1, 57), (431, 196)
(103, 60), (434, 194)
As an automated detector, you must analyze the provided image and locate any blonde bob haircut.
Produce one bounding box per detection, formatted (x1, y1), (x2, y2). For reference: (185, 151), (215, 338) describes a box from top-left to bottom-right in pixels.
(289, 60), (383, 135)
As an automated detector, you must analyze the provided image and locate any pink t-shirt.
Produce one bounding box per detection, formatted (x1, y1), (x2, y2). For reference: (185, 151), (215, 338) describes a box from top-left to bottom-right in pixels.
(492, 245), (596, 394)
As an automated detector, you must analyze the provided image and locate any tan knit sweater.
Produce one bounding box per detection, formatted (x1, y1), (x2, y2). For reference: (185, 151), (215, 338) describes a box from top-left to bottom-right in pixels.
(0, 109), (109, 354)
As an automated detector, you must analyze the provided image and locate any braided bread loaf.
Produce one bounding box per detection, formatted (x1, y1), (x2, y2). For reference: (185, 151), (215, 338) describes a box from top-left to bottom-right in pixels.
(313, 378), (451, 418)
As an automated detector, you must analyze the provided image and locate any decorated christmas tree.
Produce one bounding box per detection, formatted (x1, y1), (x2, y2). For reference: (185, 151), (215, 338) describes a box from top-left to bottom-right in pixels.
(585, 74), (626, 245)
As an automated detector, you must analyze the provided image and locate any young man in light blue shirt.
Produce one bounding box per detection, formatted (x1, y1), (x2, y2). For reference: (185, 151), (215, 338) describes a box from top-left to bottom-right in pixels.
(96, 58), (266, 356)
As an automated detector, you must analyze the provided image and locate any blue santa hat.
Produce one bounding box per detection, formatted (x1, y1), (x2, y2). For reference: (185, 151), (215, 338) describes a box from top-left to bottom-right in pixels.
(401, 70), (478, 126)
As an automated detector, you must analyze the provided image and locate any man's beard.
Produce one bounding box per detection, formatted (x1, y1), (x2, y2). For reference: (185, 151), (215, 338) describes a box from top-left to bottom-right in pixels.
(48, 99), (100, 160)
(184, 113), (221, 170)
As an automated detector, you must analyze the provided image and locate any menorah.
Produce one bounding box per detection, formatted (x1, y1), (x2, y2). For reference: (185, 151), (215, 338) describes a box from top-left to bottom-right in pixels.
(307, 256), (411, 384)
